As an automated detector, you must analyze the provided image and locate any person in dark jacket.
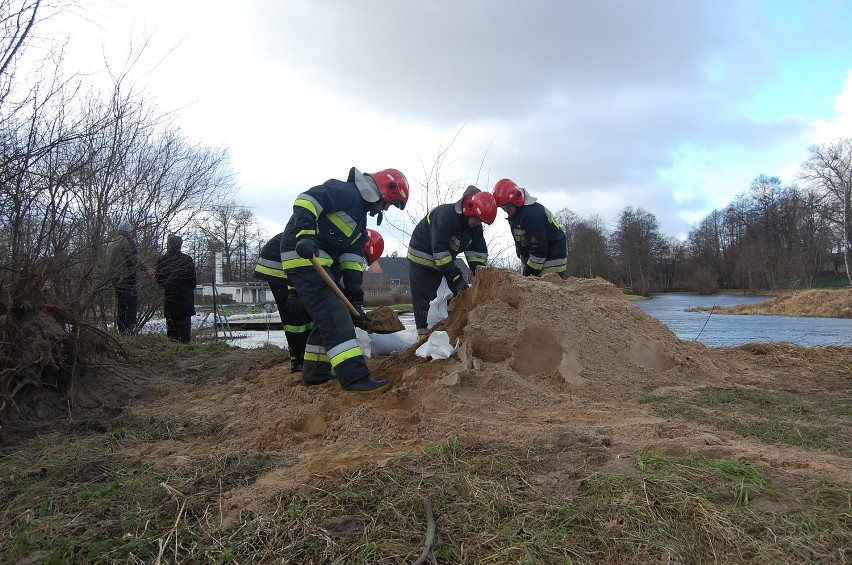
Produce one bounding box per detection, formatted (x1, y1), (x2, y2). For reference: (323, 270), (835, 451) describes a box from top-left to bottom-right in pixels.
(106, 222), (141, 334)
(254, 232), (312, 372)
(280, 167), (409, 394)
(492, 178), (568, 278)
(154, 234), (197, 343)
(406, 186), (497, 337)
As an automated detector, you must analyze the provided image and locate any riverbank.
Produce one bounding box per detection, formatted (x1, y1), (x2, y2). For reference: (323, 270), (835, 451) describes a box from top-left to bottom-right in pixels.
(688, 287), (852, 318)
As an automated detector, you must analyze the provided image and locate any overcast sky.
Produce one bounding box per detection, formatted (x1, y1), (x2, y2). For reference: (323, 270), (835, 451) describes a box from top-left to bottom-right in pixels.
(55, 0), (852, 254)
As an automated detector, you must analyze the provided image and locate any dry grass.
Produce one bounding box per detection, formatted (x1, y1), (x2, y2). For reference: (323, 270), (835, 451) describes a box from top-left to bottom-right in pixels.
(2, 430), (849, 564)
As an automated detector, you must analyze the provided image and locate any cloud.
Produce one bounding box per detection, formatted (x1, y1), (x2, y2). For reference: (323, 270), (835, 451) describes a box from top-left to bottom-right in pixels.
(812, 70), (852, 144)
(55, 0), (852, 254)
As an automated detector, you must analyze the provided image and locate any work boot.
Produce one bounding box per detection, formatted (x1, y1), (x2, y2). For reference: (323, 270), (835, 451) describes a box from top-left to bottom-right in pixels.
(342, 376), (390, 394)
(290, 358), (303, 373)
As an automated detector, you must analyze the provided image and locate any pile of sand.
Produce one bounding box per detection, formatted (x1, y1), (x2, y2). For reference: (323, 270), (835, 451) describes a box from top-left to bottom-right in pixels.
(126, 267), (750, 520)
(696, 288), (852, 318)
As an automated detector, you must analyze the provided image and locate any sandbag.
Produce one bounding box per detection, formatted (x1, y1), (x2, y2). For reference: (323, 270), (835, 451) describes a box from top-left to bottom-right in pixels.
(415, 330), (460, 361)
(426, 278), (454, 327)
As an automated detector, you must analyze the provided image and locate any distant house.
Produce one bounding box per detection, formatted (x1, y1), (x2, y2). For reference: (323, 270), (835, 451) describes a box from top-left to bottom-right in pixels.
(198, 281), (272, 304)
(363, 256), (472, 298)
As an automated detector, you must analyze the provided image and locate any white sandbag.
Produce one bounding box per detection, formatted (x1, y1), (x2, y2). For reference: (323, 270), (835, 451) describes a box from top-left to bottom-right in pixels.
(415, 330), (460, 361)
(370, 331), (417, 356)
(355, 327), (372, 358)
(426, 278), (454, 327)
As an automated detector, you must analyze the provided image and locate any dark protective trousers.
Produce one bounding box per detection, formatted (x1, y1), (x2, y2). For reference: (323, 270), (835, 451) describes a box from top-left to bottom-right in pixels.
(283, 290), (312, 364)
(409, 262), (446, 333)
(166, 316), (192, 343)
(115, 287), (138, 334)
(286, 268), (370, 387)
(270, 283), (311, 363)
(301, 327), (332, 384)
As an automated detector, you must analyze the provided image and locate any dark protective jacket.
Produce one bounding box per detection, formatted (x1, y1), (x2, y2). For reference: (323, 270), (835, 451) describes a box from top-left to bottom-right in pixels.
(107, 232), (139, 291)
(280, 168), (370, 303)
(507, 201), (567, 276)
(406, 203), (488, 286)
(254, 232), (288, 287)
(156, 249), (197, 318)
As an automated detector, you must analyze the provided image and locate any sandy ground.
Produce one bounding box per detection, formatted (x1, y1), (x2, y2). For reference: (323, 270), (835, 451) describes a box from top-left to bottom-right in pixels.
(15, 268), (837, 525)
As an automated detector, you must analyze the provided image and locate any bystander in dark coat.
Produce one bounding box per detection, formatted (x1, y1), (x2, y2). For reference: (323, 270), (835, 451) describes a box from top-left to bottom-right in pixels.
(106, 223), (140, 334)
(155, 235), (197, 343)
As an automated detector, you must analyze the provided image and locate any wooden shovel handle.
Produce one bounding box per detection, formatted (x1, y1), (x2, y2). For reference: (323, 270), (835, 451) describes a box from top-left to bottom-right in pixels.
(309, 256), (360, 317)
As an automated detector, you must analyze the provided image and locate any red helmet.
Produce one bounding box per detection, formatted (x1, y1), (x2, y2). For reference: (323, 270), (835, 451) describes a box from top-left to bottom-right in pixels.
(462, 191), (497, 225)
(368, 168), (409, 210)
(493, 178), (525, 207)
(363, 228), (384, 265)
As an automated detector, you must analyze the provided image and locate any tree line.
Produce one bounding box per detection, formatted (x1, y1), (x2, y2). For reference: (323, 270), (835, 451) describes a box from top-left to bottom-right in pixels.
(2, 0), (850, 339)
(554, 142), (852, 295)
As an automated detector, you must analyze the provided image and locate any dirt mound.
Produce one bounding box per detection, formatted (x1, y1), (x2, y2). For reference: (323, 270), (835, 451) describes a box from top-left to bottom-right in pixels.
(692, 288), (852, 318)
(367, 305), (405, 332)
(120, 268), (768, 522)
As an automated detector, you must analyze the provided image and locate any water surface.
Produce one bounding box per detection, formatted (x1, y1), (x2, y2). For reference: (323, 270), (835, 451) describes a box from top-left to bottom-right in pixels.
(634, 293), (852, 347)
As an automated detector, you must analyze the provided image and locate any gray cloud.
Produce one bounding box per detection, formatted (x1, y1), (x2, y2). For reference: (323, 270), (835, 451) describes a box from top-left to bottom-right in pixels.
(225, 0), (837, 240)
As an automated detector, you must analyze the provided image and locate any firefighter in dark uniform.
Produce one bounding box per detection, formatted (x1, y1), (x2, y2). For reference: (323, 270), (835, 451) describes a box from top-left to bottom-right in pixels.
(492, 178), (568, 278)
(280, 167), (408, 394)
(254, 232), (312, 373)
(300, 229), (384, 387)
(406, 186), (497, 337)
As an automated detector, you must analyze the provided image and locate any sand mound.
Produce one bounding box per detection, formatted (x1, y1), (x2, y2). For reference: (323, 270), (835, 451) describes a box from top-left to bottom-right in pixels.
(127, 267), (742, 521)
(698, 288), (852, 318)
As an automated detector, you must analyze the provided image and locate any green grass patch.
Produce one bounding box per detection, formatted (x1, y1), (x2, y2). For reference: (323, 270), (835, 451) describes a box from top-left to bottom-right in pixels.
(2, 433), (849, 563)
(640, 386), (852, 456)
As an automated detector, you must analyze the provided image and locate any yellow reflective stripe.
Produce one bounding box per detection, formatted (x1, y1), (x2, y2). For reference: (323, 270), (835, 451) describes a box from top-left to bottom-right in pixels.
(327, 212), (356, 238)
(329, 345), (363, 367)
(407, 250), (437, 269)
(282, 256), (334, 269)
(327, 339), (363, 366)
(295, 198), (319, 219)
(339, 260), (363, 272)
(465, 251), (487, 265)
(283, 322), (313, 333)
(304, 351), (329, 363)
(254, 264), (287, 279)
(296, 229), (317, 239)
(541, 264), (566, 274)
(527, 256), (545, 269)
(434, 254), (453, 267)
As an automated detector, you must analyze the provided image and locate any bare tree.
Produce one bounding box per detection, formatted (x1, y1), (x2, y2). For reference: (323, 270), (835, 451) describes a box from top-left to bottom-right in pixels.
(610, 206), (662, 296)
(798, 138), (852, 286)
(195, 201), (264, 282)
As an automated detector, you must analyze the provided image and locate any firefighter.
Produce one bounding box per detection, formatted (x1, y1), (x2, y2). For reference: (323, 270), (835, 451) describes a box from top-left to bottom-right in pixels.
(281, 168), (408, 394)
(492, 178), (568, 278)
(301, 229), (384, 387)
(406, 185), (497, 337)
(254, 232), (312, 373)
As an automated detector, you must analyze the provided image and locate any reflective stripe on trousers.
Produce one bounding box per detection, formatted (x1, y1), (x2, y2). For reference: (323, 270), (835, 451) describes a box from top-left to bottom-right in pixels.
(285, 268), (370, 386)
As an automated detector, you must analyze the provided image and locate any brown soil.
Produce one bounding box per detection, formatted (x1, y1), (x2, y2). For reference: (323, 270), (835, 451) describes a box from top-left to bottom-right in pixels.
(368, 305), (405, 332)
(3, 268), (851, 526)
(689, 287), (852, 318)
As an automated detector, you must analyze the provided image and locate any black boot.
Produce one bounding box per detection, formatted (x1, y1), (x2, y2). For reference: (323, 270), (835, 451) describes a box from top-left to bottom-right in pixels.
(342, 376), (390, 393)
(290, 357), (303, 373)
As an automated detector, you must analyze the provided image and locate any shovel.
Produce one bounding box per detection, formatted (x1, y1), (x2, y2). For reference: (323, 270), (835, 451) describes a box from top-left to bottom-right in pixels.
(309, 257), (403, 334)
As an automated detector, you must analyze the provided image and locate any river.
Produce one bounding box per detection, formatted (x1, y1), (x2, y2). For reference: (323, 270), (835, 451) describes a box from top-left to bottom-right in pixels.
(223, 294), (852, 350)
(634, 293), (852, 347)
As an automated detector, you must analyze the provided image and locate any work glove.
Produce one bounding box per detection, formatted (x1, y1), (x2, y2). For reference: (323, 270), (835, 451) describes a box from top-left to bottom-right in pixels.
(351, 302), (373, 331)
(295, 237), (318, 259)
(453, 278), (470, 296)
(522, 264), (535, 277)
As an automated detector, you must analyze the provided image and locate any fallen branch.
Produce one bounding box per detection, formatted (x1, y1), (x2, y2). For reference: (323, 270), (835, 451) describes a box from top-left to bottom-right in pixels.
(412, 498), (436, 565)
